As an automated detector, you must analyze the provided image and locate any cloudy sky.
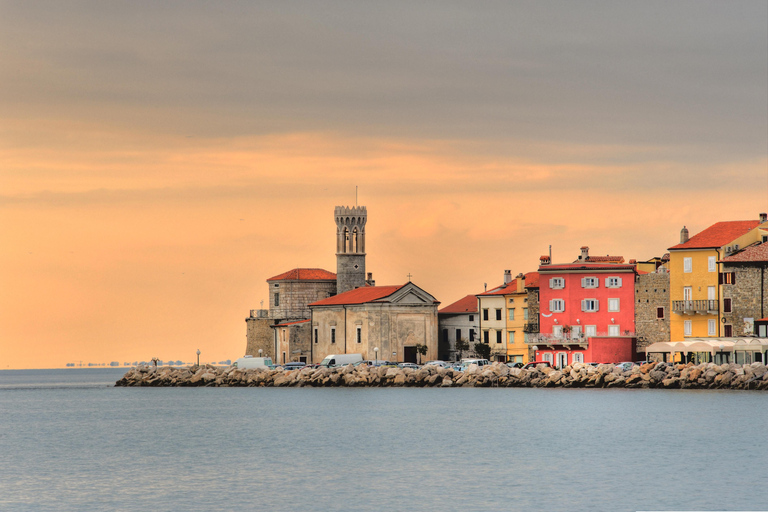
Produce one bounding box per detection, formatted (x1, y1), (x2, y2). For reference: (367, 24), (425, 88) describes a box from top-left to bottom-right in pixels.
(1, 0), (766, 368)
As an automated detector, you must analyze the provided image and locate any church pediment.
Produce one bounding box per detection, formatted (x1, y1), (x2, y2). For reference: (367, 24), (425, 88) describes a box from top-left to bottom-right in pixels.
(376, 283), (437, 305)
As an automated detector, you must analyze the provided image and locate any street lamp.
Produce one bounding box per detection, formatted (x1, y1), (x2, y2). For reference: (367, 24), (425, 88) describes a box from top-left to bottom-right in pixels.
(392, 351), (397, 363)
(258, 349), (263, 357)
(531, 345), (539, 362)
(196, 349), (201, 366)
(374, 347), (378, 364)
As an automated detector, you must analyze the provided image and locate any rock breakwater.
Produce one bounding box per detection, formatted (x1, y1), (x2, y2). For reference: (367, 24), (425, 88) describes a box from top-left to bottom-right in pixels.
(115, 361), (768, 390)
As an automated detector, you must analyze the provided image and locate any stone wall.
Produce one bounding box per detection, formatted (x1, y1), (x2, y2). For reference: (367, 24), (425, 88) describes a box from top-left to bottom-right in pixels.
(721, 264), (768, 336)
(269, 279), (337, 322)
(336, 253), (366, 294)
(245, 316), (274, 359)
(634, 271), (671, 350)
(276, 322), (311, 364)
(526, 287), (539, 361)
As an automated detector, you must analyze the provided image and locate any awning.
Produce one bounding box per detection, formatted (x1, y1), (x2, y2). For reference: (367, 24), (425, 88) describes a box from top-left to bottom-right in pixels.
(645, 339), (735, 354)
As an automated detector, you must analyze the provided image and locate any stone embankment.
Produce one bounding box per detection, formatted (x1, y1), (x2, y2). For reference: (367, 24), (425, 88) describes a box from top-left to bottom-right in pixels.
(116, 361), (768, 390)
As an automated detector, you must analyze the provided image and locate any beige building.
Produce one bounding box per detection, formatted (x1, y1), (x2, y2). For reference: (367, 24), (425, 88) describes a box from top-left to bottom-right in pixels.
(309, 282), (439, 364)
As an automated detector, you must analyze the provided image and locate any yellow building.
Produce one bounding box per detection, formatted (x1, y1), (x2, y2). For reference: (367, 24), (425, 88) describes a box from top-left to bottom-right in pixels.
(668, 215), (768, 341)
(503, 272), (536, 364)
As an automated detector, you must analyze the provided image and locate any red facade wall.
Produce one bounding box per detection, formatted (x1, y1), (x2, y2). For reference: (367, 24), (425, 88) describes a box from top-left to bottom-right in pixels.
(539, 268), (636, 337)
(535, 337), (637, 365)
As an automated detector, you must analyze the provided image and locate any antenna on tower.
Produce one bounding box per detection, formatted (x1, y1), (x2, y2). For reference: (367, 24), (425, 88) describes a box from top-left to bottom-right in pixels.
(356, 186), (358, 206)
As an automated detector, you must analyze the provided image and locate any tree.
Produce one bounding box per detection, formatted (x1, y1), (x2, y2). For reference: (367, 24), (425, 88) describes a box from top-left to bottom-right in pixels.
(455, 337), (469, 361)
(414, 343), (428, 364)
(474, 342), (491, 360)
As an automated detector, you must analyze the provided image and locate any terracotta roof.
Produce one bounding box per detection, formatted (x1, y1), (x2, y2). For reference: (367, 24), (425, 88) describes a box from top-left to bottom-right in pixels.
(309, 285), (405, 306)
(539, 263), (636, 272)
(267, 268), (337, 281)
(478, 281), (516, 296)
(580, 255), (625, 263)
(524, 271), (540, 288)
(273, 319), (311, 327)
(721, 242), (768, 263)
(668, 221), (759, 250)
(439, 294), (478, 314)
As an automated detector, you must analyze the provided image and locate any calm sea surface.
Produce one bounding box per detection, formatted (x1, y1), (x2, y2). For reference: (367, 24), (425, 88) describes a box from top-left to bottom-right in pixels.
(1, 368), (767, 512)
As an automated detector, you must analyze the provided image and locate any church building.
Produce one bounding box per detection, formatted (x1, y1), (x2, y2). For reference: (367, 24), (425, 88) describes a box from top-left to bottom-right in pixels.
(245, 205), (439, 365)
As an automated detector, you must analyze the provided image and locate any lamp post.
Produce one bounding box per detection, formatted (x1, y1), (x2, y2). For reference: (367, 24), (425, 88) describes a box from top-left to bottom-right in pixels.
(258, 349), (263, 357)
(196, 349), (200, 367)
(374, 347), (378, 364)
(531, 345), (539, 363)
(392, 351), (397, 364)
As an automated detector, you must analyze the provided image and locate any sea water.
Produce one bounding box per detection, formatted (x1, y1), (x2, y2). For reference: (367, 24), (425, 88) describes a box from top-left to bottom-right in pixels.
(1, 368), (767, 512)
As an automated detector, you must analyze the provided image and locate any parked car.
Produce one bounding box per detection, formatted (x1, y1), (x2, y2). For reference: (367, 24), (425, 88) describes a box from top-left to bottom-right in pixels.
(398, 362), (420, 369)
(615, 362), (635, 372)
(232, 356), (274, 370)
(282, 362), (306, 371)
(319, 353), (364, 368)
(424, 360), (448, 367)
(523, 361), (553, 370)
(507, 362), (524, 369)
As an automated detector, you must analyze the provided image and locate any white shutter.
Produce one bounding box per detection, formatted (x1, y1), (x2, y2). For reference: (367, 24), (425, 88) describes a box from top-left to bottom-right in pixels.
(594, 300), (599, 312)
(581, 299), (587, 311)
(550, 299), (555, 311)
(605, 277), (610, 287)
(550, 278), (555, 289)
(581, 277), (587, 288)
(617, 277), (622, 287)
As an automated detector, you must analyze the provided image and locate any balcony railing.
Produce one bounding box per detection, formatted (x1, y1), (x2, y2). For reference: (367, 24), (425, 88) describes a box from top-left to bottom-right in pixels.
(672, 300), (718, 315)
(526, 331), (637, 345)
(523, 323), (539, 333)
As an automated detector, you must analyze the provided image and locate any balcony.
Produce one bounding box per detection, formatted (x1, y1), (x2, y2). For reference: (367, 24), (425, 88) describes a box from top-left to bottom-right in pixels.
(526, 331), (637, 347)
(523, 323), (539, 333)
(672, 300), (718, 315)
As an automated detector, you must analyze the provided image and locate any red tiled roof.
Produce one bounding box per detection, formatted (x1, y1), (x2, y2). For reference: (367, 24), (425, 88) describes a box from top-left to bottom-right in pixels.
(585, 255), (625, 263)
(309, 285), (405, 306)
(478, 281), (516, 296)
(267, 268), (337, 281)
(668, 221), (759, 250)
(539, 263), (636, 272)
(273, 319), (311, 327)
(524, 271), (540, 288)
(439, 294), (479, 314)
(721, 242), (768, 263)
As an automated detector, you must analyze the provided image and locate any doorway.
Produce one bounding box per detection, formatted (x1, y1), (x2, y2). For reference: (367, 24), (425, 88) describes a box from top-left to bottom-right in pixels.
(556, 352), (568, 369)
(403, 346), (417, 363)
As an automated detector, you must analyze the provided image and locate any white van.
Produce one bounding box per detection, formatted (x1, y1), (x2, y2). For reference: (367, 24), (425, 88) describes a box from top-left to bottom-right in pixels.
(232, 356), (273, 370)
(319, 354), (363, 368)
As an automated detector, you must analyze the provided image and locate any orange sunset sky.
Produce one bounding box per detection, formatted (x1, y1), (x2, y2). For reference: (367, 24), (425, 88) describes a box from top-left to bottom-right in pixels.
(1, 1), (767, 369)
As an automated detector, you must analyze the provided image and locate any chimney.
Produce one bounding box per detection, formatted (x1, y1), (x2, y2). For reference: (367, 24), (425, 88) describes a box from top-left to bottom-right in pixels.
(580, 246), (589, 260)
(503, 270), (512, 284)
(680, 226), (689, 244)
(484, 283), (487, 292)
(539, 255), (550, 266)
(760, 213), (767, 223)
(365, 272), (375, 286)
(516, 273), (525, 292)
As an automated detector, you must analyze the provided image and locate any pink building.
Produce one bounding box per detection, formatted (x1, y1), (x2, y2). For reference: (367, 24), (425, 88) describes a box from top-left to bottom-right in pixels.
(534, 247), (638, 367)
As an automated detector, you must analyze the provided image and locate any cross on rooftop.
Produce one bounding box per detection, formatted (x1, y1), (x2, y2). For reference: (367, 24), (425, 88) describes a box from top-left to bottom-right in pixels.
(407, 273), (412, 282)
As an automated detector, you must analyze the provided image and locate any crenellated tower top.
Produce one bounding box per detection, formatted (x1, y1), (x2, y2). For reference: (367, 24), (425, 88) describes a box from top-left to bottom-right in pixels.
(335, 205), (367, 293)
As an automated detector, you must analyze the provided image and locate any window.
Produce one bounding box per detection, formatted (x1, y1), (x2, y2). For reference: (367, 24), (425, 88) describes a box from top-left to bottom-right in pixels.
(274, 293), (280, 307)
(708, 256), (716, 272)
(553, 325), (563, 338)
(608, 298), (620, 312)
(606, 277), (623, 288)
(571, 325), (581, 338)
(723, 298), (732, 313)
(724, 324), (733, 337)
(495, 309), (502, 321)
(456, 329), (461, 341)
(581, 299), (599, 312)
(483, 309), (489, 321)
(707, 286), (716, 301)
(719, 272), (735, 285)
(469, 329), (475, 342)
(708, 319), (716, 336)
(572, 353), (584, 364)
(684, 320), (692, 336)
(331, 327), (336, 344)
(356, 326), (362, 344)
(541, 353), (554, 364)
(608, 324), (620, 337)
(581, 277), (598, 288)
(483, 330), (489, 343)
(684, 257), (692, 273)
(508, 331), (515, 344)
(550, 299), (565, 313)
(314, 328), (318, 344)
(656, 307), (665, 319)
(523, 308), (529, 320)
(549, 277), (565, 289)
(585, 325), (597, 337)
(496, 331), (502, 344)
(683, 287), (692, 301)
(469, 315), (475, 322)
(508, 309), (515, 321)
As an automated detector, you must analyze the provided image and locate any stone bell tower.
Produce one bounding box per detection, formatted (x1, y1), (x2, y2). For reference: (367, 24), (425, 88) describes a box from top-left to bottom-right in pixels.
(335, 205), (367, 294)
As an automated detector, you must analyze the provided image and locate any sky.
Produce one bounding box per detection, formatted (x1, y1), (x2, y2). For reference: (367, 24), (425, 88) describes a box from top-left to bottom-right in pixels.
(1, 0), (767, 369)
